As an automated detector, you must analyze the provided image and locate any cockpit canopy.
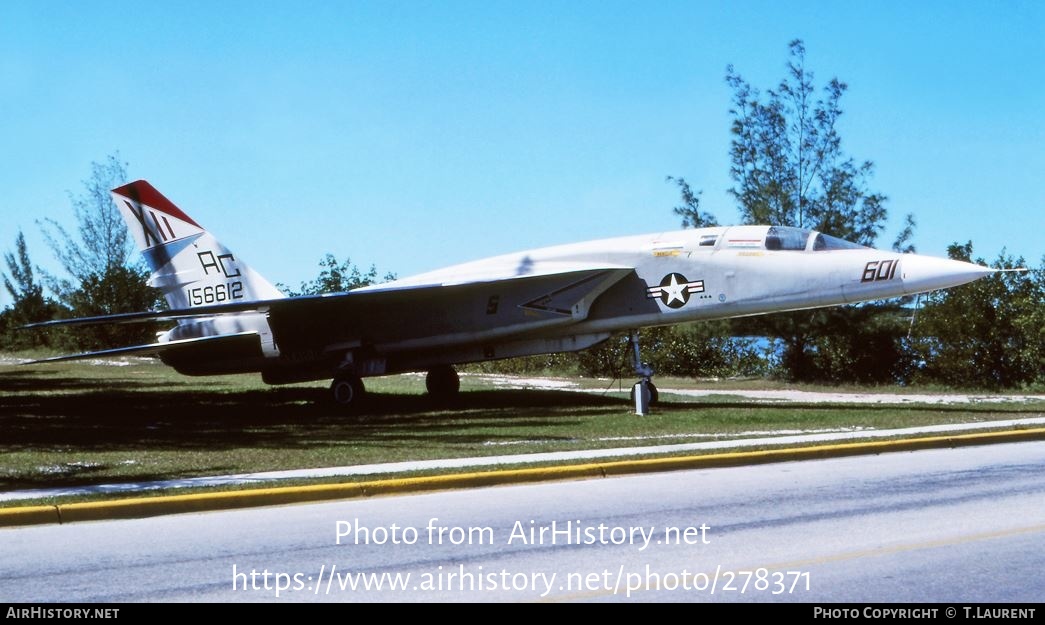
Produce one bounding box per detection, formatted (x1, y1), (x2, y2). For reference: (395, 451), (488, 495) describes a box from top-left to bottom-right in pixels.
(714, 225), (868, 252)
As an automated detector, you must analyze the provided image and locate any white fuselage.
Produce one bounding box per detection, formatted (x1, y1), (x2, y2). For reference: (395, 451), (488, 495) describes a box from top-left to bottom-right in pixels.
(376, 224), (986, 333)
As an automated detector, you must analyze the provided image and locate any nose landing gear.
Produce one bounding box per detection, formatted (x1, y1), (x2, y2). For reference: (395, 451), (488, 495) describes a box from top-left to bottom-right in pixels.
(628, 330), (657, 415)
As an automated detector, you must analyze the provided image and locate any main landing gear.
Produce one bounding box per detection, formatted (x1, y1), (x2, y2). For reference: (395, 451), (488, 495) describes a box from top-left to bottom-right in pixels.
(628, 330), (658, 415)
(330, 370), (366, 408)
(329, 365), (461, 409)
(425, 364), (460, 401)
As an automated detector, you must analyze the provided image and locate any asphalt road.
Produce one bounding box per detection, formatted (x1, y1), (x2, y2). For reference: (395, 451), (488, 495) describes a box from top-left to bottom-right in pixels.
(2, 440), (1043, 602)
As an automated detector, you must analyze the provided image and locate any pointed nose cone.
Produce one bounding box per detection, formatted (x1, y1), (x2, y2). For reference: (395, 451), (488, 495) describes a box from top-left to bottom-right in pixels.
(901, 254), (995, 294)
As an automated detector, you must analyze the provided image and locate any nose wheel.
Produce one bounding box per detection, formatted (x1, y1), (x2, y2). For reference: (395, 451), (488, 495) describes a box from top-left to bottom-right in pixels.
(630, 379), (659, 405)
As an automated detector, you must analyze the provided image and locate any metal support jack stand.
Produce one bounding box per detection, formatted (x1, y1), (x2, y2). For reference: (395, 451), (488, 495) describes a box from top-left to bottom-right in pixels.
(629, 330), (655, 416)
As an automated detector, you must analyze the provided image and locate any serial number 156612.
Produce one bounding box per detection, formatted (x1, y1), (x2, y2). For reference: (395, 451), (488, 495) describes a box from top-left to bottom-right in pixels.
(187, 281), (244, 305)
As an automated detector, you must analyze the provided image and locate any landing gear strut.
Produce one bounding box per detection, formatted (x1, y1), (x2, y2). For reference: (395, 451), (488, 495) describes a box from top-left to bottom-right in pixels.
(426, 364), (460, 401)
(627, 330), (657, 415)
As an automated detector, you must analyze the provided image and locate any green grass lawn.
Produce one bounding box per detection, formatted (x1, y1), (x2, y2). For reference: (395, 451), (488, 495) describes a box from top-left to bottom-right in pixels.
(2, 356), (1043, 503)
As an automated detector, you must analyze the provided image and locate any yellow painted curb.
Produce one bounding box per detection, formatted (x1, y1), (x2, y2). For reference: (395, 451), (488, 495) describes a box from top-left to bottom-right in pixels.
(2, 427), (1043, 528)
(598, 427), (1045, 476)
(56, 482), (368, 523)
(0, 505), (60, 527)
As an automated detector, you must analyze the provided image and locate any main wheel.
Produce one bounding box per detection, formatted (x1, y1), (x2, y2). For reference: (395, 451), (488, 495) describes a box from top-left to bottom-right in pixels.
(330, 372), (366, 408)
(425, 365), (460, 400)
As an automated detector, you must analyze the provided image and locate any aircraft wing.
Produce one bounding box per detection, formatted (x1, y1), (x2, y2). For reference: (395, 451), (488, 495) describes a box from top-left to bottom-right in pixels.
(25, 265), (634, 362)
(22, 307), (268, 328)
(267, 265), (634, 355)
(24, 332), (261, 363)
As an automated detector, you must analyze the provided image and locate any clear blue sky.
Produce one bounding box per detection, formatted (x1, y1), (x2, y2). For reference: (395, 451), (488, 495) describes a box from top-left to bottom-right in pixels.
(1, 1), (1042, 308)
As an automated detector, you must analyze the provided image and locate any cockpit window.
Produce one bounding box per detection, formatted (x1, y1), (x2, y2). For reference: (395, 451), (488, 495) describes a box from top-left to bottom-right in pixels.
(698, 234), (718, 247)
(764, 226), (810, 251)
(723, 225), (867, 251)
(812, 233), (868, 250)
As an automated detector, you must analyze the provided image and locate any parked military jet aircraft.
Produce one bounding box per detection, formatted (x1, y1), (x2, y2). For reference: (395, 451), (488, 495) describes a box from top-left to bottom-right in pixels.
(26, 180), (996, 409)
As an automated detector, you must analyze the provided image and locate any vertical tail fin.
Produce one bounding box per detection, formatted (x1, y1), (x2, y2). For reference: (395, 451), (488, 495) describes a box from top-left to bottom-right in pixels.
(111, 180), (285, 309)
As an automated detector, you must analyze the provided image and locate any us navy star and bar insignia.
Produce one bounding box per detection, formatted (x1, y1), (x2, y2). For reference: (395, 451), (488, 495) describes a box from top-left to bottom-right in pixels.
(647, 273), (705, 308)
